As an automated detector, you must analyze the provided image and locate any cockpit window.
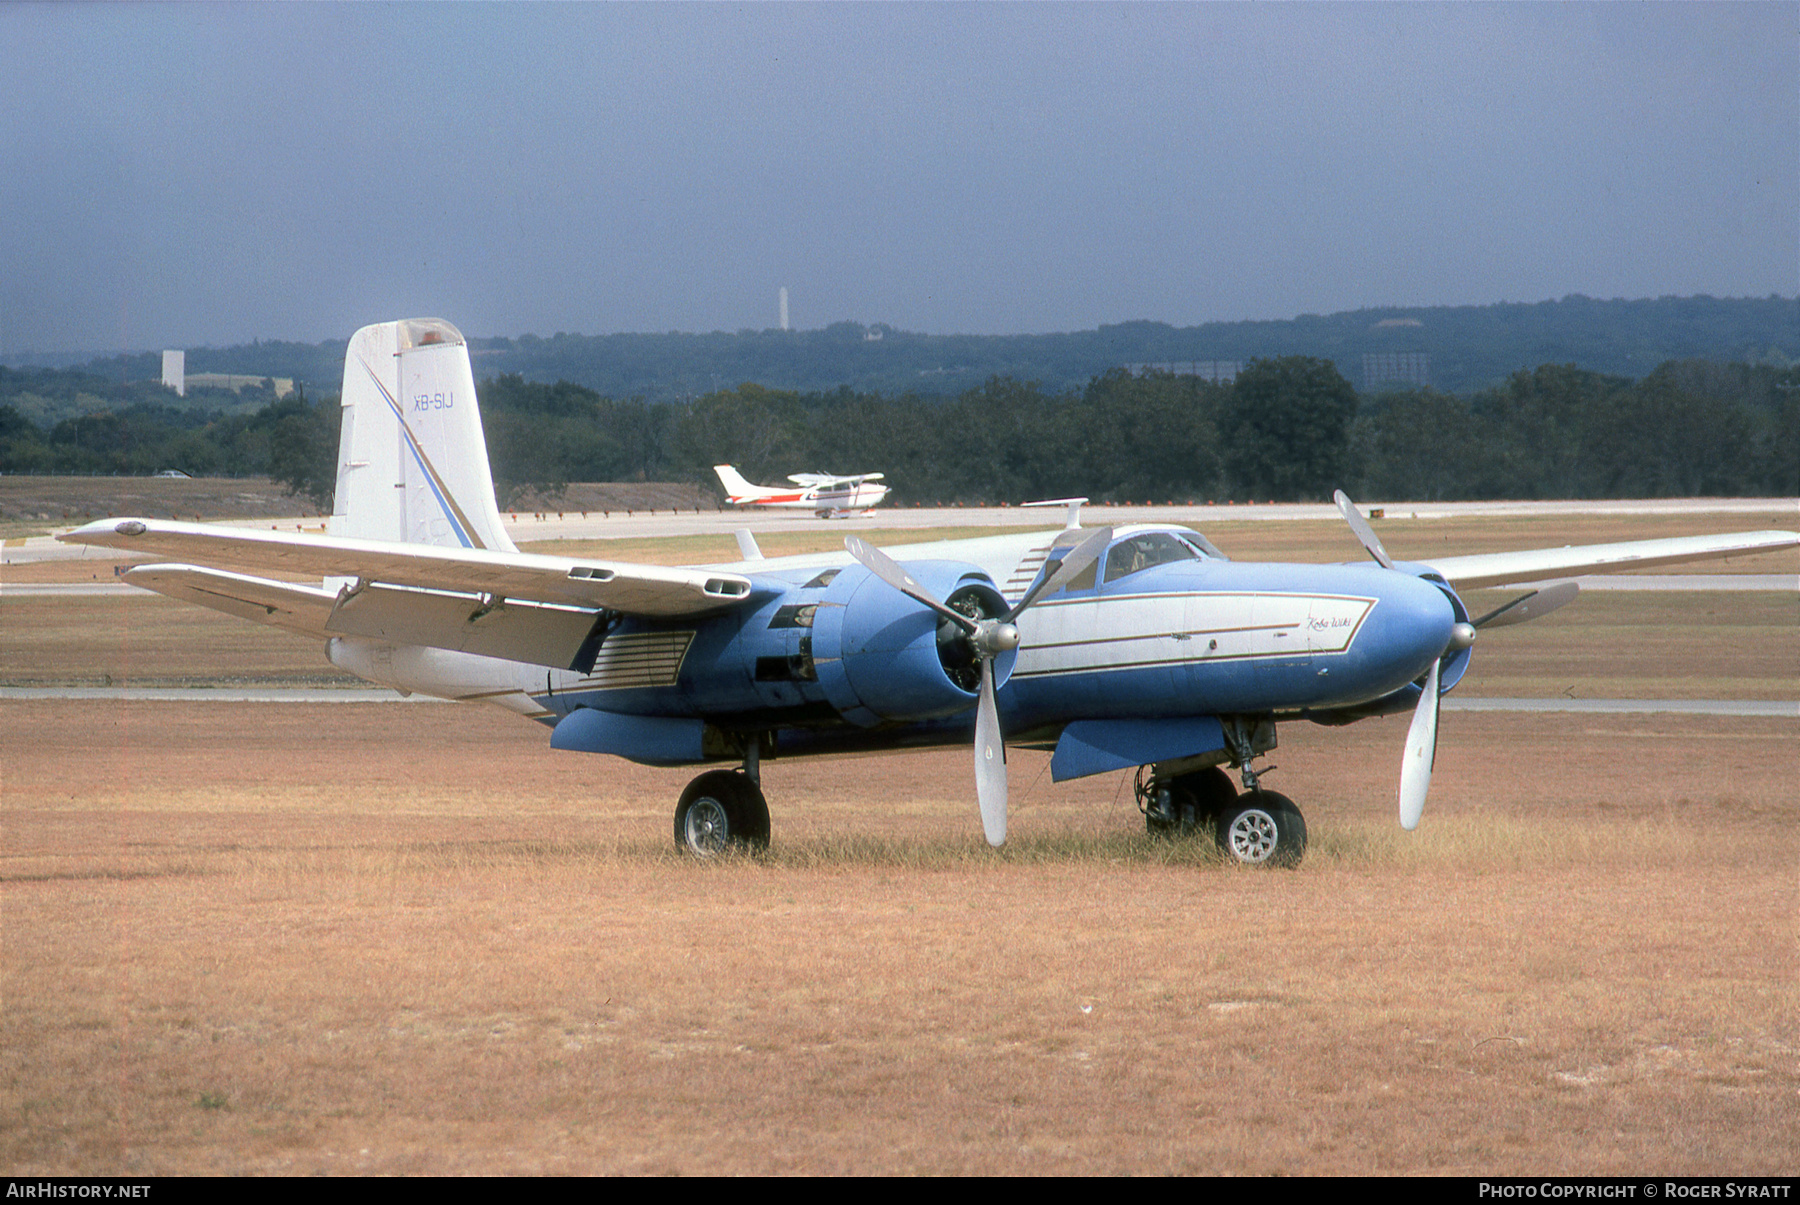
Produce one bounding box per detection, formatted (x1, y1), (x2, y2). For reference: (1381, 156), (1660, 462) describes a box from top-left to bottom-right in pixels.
(1103, 532), (1203, 583)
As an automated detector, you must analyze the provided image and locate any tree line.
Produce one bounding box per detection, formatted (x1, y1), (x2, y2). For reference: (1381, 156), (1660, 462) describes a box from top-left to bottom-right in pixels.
(0, 378), (328, 485)
(2, 357), (1794, 507)
(24, 294), (1794, 404)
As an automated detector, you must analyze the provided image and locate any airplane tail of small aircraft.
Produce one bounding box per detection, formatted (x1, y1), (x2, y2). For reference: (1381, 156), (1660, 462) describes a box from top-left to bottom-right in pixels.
(713, 464), (778, 502)
(330, 318), (517, 554)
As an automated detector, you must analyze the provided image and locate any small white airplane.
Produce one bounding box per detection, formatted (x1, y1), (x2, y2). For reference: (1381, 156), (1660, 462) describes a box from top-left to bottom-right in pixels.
(714, 464), (889, 517)
(60, 318), (1798, 867)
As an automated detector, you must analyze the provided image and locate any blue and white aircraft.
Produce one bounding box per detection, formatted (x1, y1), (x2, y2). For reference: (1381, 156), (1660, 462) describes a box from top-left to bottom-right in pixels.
(60, 319), (1799, 867)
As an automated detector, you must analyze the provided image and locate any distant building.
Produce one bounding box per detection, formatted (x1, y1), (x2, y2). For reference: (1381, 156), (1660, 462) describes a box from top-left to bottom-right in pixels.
(184, 373), (296, 398)
(1362, 352), (1430, 391)
(161, 350), (185, 396)
(1125, 360), (1243, 383)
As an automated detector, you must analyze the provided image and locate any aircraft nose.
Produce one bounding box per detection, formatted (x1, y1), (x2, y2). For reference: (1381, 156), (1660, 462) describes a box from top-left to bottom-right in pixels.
(1382, 573), (1458, 676)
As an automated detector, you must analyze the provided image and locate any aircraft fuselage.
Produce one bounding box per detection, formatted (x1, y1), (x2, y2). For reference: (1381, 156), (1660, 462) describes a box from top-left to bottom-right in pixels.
(507, 526), (1462, 761)
(726, 481), (890, 515)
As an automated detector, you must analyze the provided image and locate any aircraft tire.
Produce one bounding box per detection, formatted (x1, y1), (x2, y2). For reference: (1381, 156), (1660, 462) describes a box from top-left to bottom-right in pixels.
(1146, 766), (1238, 839)
(674, 770), (771, 857)
(1214, 791), (1306, 868)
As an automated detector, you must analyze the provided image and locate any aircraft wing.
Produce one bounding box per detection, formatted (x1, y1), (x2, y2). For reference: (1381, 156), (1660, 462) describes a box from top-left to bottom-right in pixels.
(1417, 529), (1799, 589)
(788, 472), (885, 486)
(59, 518), (759, 617)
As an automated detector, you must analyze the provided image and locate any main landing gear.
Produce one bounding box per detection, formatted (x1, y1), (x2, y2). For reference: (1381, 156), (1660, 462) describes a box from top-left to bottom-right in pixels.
(1138, 730), (1308, 869)
(673, 741), (770, 857)
(673, 724), (1308, 866)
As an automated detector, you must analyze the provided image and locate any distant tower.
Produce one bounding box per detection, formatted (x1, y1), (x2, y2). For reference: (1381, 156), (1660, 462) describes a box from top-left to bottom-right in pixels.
(779, 287), (789, 332)
(161, 350), (185, 397)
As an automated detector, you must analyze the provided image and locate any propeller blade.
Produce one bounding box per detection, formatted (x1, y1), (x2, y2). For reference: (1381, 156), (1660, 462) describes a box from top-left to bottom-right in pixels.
(1005, 526), (1114, 620)
(1398, 656), (1441, 831)
(844, 535), (977, 634)
(975, 657), (1008, 846)
(1472, 580), (1580, 629)
(844, 534), (1017, 845)
(1333, 490), (1395, 570)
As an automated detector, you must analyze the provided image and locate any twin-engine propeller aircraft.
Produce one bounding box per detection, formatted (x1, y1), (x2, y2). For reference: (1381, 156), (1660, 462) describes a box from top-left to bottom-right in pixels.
(62, 319), (1798, 867)
(714, 464), (889, 517)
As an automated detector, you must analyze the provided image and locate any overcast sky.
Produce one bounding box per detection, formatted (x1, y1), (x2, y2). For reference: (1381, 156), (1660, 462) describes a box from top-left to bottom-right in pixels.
(2, 2), (1794, 353)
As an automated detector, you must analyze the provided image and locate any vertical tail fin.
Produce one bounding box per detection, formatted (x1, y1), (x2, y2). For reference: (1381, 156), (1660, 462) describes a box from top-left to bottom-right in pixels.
(330, 319), (516, 554)
(713, 464), (770, 501)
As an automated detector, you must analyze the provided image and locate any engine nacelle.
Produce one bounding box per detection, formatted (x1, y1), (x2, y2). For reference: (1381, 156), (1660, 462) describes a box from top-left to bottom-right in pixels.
(810, 560), (1014, 727)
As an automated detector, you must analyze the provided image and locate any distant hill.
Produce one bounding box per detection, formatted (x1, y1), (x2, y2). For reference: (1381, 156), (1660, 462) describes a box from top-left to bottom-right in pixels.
(11, 294), (1794, 404)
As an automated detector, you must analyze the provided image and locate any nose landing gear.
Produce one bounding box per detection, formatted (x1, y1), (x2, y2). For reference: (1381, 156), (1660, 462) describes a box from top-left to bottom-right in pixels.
(1139, 763), (1307, 869)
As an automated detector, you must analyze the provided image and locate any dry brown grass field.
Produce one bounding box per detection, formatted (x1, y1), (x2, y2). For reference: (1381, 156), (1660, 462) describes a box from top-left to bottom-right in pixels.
(1, 510), (1795, 1174)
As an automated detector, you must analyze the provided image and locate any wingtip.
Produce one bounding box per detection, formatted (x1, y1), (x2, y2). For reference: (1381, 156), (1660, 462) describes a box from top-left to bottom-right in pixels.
(58, 517), (148, 543)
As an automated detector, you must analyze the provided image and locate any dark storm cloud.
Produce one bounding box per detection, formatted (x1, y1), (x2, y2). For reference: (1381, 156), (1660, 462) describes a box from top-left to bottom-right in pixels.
(1, 2), (1793, 353)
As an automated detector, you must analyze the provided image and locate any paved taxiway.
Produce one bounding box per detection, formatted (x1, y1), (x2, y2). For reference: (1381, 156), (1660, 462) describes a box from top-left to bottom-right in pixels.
(450, 495), (1800, 543)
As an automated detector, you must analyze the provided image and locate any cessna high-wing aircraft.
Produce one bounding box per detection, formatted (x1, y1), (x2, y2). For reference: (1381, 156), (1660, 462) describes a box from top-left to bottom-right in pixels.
(61, 319), (1798, 867)
(714, 464), (889, 517)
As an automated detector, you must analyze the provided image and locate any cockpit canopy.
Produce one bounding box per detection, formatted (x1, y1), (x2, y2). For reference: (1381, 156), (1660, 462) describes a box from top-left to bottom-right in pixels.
(1057, 528), (1224, 593)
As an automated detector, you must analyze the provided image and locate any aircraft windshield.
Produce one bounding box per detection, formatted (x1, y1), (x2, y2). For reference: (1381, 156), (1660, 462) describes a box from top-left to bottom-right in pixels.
(1177, 531), (1226, 560)
(1104, 532), (1206, 583)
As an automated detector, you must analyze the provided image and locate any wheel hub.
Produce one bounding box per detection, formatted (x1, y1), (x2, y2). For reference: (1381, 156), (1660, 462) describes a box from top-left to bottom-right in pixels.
(1225, 808), (1279, 863)
(683, 797), (731, 856)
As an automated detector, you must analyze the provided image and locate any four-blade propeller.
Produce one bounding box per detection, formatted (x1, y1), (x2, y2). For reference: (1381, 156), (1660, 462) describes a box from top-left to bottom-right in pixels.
(845, 526), (1112, 846)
